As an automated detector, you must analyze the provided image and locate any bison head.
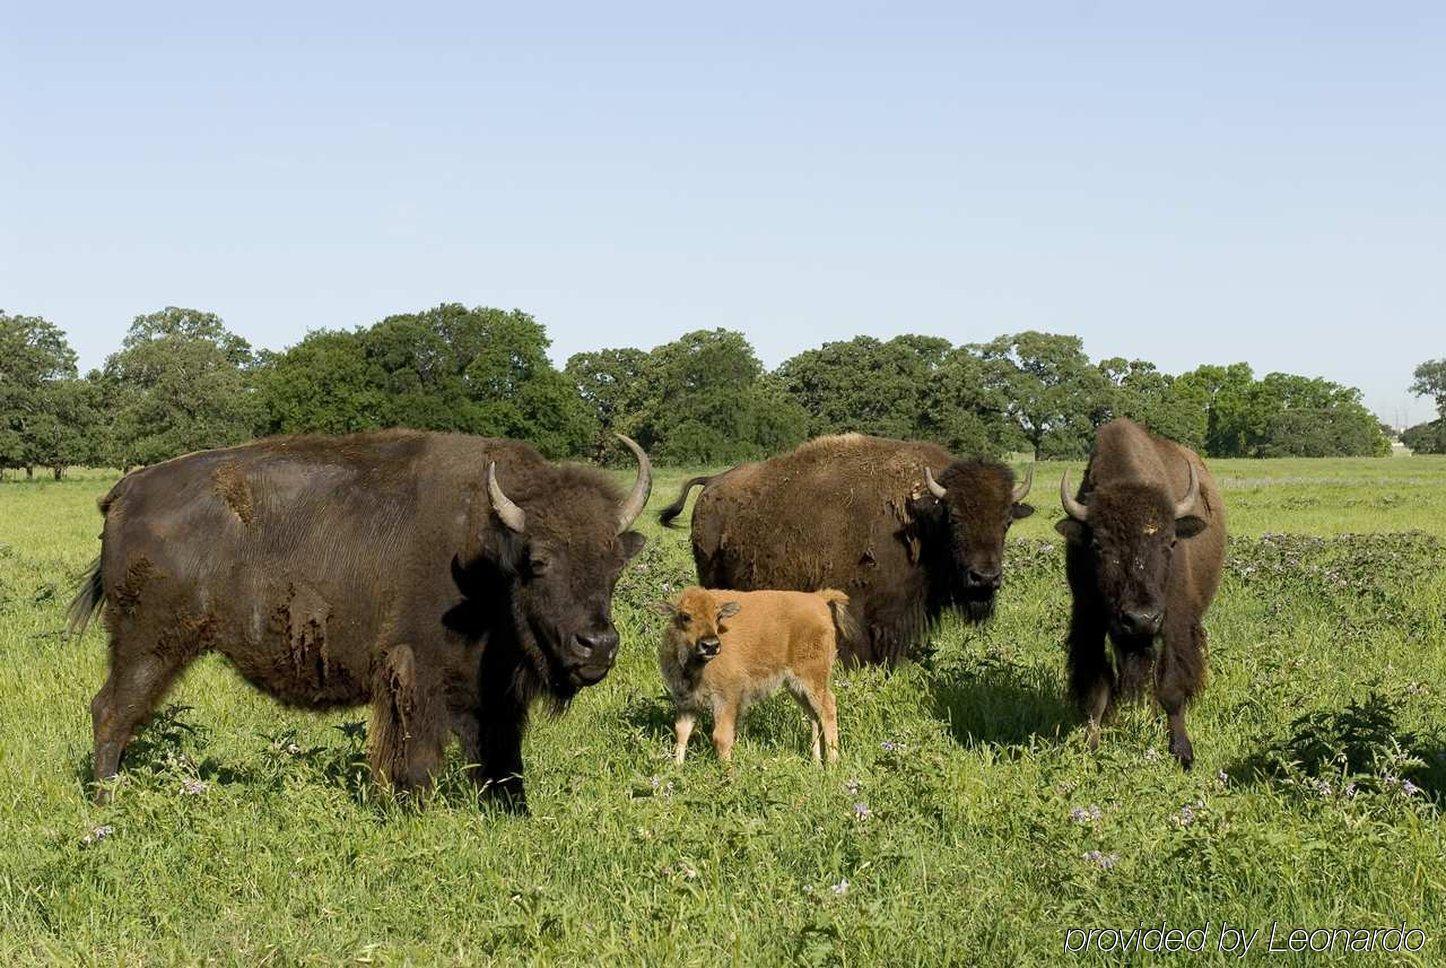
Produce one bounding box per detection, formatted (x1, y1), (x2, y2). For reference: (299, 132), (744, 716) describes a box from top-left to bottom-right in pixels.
(911, 461), (1034, 621)
(1055, 464), (1207, 643)
(459, 436), (651, 695)
(657, 587), (740, 665)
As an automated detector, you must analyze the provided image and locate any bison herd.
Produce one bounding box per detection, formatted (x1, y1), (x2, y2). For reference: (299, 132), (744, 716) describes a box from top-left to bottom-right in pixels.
(69, 417), (1224, 809)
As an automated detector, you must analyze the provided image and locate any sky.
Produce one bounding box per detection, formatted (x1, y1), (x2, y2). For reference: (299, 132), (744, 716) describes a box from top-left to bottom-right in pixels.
(3, 2), (1442, 425)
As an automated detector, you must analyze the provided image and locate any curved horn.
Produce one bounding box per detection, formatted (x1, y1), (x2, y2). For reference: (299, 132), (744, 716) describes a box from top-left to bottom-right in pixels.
(1173, 461), (1200, 519)
(1059, 470), (1089, 522)
(1011, 464), (1034, 504)
(615, 434), (653, 533)
(924, 466), (948, 499)
(487, 462), (527, 533)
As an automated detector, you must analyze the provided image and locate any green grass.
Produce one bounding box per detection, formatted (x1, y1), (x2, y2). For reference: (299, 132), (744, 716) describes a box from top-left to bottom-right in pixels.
(3, 457), (1445, 964)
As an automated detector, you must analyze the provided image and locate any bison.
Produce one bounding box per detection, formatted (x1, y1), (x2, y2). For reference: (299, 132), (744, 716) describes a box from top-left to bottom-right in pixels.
(658, 433), (1034, 665)
(1055, 418), (1226, 770)
(68, 430), (652, 810)
(657, 586), (853, 764)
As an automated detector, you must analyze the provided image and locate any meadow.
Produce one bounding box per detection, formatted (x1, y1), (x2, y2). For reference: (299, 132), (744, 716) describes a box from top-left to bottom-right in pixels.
(2, 456), (1444, 964)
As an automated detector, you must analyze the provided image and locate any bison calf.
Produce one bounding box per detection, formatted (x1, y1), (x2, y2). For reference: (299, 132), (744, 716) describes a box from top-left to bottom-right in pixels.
(657, 587), (853, 764)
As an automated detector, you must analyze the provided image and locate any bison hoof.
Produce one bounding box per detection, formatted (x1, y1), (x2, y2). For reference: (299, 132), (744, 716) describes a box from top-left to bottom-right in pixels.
(481, 780), (529, 815)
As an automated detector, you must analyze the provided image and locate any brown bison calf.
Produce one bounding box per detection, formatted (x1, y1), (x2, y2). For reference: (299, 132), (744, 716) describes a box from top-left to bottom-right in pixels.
(1056, 419), (1226, 770)
(657, 587), (853, 764)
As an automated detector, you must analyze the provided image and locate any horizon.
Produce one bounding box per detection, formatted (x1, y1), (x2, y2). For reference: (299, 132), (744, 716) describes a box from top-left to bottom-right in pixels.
(5, 3), (1442, 426)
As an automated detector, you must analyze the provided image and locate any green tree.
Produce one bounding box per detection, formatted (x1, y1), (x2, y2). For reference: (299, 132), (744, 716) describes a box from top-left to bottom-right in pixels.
(972, 331), (1109, 459)
(564, 347), (652, 459)
(26, 376), (104, 477)
(1174, 363), (1259, 457)
(0, 312), (80, 476)
(1411, 358), (1446, 421)
(775, 335), (952, 441)
(105, 308), (260, 467)
(1098, 357), (1207, 449)
(256, 329), (387, 436)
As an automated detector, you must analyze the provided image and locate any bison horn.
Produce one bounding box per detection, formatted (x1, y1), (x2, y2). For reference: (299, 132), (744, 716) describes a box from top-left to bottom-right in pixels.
(487, 462), (527, 534)
(1011, 464), (1034, 504)
(1059, 470), (1089, 522)
(924, 466), (948, 499)
(615, 434), (653, 533)
(1173, 461), (1201, 520)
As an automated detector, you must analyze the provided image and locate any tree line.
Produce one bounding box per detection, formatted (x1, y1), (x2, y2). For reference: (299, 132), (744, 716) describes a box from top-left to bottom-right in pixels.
(1, 303), (1426, 478)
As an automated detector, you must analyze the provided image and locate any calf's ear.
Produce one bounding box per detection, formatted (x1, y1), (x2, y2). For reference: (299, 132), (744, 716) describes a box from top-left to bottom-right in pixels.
(1054, 519), (1087, 543)
(619, 531), (647, 560)
(1011, 502), (1036, 520)
(716, 601), (741, 620)
(651, 599), (676, 617)
(1174, 515), (1207, 539)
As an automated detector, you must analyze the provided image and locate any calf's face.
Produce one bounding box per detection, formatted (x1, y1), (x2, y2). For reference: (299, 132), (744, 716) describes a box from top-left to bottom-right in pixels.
(1056, 482), (1205, 642)
(661, 589), (740, 662)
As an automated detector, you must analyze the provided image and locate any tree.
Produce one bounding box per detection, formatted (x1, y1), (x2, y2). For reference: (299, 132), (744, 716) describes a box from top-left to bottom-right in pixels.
(564, 347), (652, 460)
(0, 311), (80, 476)
(255, 329), (385, 436)
(776, 335), (953, 441)
(1401, 419), (1446, 454)
(104, 307), (260, 467)
(1411, 359), (1446, 421)
(1174, 363), (1259, 457)
(1097, 358), (1208, 449)
(26, 376), (104, 477)
(972, 332), (1109, 459)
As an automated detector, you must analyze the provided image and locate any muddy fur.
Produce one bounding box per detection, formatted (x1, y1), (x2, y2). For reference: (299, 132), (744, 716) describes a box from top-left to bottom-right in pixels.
(1056, 419), (1226, 770)
(70, 429), (649, 809)
(660, 433), (1033, 666)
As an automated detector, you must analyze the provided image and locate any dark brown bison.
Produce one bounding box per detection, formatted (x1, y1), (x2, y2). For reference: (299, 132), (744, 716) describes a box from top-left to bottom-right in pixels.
(657, 433), (1034, 665)
(1055, 418), (1226, 770)
(69, 430), (652, 810)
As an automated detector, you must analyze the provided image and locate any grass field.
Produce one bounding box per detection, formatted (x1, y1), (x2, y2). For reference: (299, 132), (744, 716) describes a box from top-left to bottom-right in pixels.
(2, 456), (1445, 964)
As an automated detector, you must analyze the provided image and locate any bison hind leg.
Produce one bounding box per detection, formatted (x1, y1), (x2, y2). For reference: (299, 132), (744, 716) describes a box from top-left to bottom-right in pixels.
(369, 644), (445, 794)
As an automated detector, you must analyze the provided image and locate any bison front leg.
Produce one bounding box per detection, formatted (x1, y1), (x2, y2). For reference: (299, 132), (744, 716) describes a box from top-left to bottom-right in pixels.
(1066, 599), (1112, 751)
(1156, 616), (1205, 771)
(369, 644), (446, 794)
(477, 690), (530, 813)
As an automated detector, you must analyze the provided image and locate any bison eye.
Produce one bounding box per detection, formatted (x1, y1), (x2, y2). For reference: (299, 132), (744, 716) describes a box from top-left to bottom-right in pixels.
(527, 555), (551, 577)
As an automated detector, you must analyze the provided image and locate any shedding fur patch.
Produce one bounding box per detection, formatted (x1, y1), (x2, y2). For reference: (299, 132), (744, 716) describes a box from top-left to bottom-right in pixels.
(114, 555), (158, 613)
(212, 461), (255, 524)
(273, 582), (332, 685)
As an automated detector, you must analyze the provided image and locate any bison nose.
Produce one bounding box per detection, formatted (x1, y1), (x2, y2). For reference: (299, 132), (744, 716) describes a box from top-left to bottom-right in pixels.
(698, 636), (721, 658)
(967, 568), (1002, 590)
(575, 629), (619, 661)
(1121, 609), (1163, 637)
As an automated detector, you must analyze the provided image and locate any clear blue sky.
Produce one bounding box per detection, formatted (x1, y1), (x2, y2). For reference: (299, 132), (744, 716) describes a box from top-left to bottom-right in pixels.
(4, 2), (1442, 425)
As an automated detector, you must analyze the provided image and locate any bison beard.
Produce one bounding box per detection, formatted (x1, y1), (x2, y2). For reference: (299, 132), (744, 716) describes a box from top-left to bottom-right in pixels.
(71, 430), (650, 812)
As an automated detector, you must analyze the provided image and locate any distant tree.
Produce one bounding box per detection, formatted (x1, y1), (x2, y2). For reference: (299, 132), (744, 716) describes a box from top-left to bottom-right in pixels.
(0, 311), (80, 477)
(1411, 358), (1446, 421)
(26, 376), (104, 477)
(1401, 419), (1446, 454)
(972, 332), (1109, 459)
(104, 307), (260, 467)
(918, 347), (1015, 457)
(565, 347), (652, 460)
(256, 305), (596, 459)
(1173, 363), (1259, 457)
(1097, 357), (1208, 449)
(776, 335), (951, 441)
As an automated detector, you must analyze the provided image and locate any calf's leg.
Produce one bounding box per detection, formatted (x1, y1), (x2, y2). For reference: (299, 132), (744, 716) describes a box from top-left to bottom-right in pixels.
(711, 702), (738, 762)
(673, 712), (696, 764)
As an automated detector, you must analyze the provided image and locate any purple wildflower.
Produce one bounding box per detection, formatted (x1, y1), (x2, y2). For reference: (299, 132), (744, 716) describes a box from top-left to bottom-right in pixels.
(180, 778), (209, 796)
(852, 802), (871, 821)
(81, 824), (114, 846)
(830, 879), (849, 896)
(1083, 850), (1118, 870)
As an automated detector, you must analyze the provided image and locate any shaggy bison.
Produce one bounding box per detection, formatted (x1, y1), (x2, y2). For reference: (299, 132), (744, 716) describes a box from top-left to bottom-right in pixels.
(658, 433), (1034, 665)
(69, 430), (652, 810)
(1055, 418), (1225, 770)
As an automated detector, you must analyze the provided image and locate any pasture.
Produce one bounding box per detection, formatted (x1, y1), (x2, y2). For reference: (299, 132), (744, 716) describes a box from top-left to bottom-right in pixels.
(2, 457), (1445, 964)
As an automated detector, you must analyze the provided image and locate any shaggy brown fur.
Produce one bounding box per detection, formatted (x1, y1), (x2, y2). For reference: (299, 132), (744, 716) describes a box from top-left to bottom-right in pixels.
(1056, 419), (1226, 770)
(69, 429), (650, 810)
(657, 433), (1033, 665)
(657, 586), (853, 764)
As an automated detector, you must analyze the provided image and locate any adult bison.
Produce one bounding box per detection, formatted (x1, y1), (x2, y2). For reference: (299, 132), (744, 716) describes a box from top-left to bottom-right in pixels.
(657, 433), (1034, 665)
(1055, 418), (1225, 770)
(69, 430), (652, 810)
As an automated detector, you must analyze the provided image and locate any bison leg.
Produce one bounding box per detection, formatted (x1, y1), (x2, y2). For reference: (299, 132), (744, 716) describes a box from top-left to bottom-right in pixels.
(369, 644), (446, 794)
(477, 688), (530, 813)
(91, 648), (190, 799)
(1066, 599), (1112, 750)
(1156, 617), (1205, 771)
(711, 702), (738, 763)
(673, 712), (696, 764)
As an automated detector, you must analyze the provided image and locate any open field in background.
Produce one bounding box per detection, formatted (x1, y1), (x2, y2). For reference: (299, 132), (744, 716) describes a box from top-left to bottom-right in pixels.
(2, 456), (1445, 963)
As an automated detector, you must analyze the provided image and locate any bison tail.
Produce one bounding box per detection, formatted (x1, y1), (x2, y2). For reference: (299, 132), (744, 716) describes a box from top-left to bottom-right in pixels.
(67, 556), (105, 637)
(657, 474), (714, 528)
(820, 590), (860, 655)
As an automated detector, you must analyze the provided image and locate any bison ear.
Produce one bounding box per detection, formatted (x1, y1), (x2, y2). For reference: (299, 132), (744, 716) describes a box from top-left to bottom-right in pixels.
(618, 530), (647, 560)
(717, 600), (741, 620)
(1011, 502), (1036, 520)
(1054, 519), (1087, 543)
(1174, 515), (1207, 539)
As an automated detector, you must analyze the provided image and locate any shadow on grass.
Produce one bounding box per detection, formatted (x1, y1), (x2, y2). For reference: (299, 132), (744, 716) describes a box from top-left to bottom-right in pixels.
(1224, 692), (1446, 802)
(928, 656), (1074, 753)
